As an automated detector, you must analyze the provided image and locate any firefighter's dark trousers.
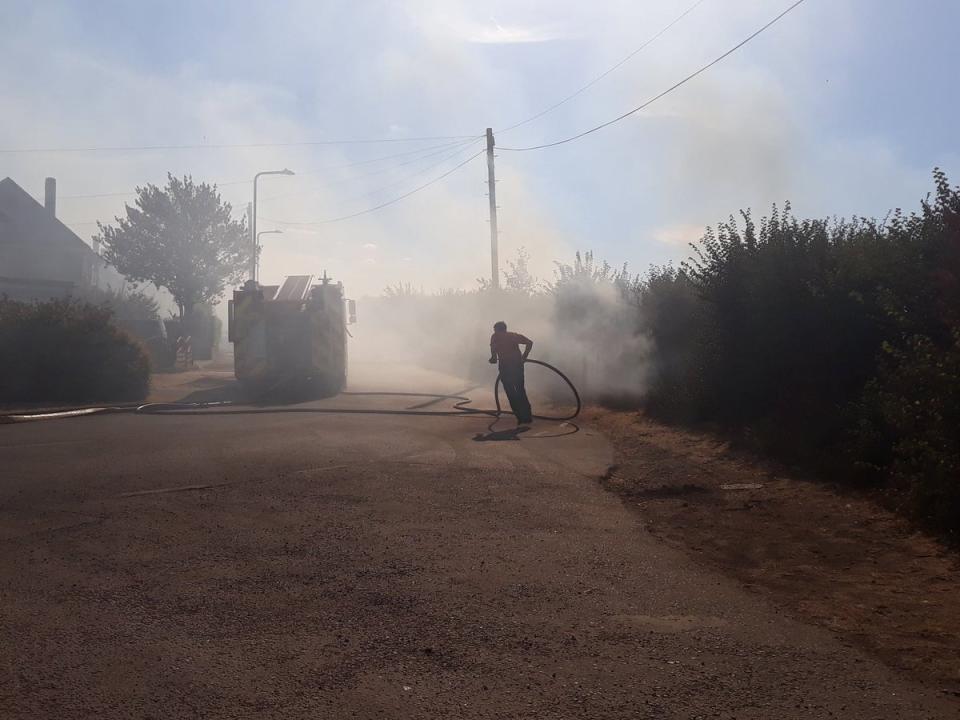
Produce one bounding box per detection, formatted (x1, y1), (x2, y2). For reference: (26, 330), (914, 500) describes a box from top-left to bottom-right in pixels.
(499, 362), (533, 424)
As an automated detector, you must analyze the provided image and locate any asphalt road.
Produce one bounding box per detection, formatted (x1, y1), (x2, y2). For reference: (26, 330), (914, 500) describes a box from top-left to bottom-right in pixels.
(1, 367), (957, 718)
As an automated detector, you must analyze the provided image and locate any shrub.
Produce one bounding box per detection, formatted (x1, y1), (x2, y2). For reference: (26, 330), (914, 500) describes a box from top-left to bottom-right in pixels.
(100, 289), (161, 337)
(637, 169), (960, 531)
(853, 332), (960, 533)
(635, 265), (703, 421)
(0, 297), (150, 404)
(76, 286), (175, 369)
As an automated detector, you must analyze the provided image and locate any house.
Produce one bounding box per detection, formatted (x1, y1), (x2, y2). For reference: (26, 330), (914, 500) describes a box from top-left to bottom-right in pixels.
(0, 176), (125, 301)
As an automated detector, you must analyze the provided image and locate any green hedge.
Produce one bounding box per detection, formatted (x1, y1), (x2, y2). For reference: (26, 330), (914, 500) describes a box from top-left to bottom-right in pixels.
(0, 297), (150, 404)
(636, 170), (960, 534)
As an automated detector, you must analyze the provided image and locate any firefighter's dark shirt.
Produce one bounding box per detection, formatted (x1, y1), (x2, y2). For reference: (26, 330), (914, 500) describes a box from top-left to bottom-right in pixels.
(490, 331), (531, 366)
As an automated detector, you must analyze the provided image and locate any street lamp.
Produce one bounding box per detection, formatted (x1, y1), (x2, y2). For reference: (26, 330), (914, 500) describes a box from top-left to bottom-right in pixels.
(254, 229), (283, 282)
(251, 168), (294, 281)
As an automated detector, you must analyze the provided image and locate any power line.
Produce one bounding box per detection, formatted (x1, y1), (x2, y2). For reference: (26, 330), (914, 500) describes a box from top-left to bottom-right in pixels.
(264, 148), (486, 226)
(497, 0), (708, 134)
(345, 139), (485, 204)
(66, 143), (484, 229)
(499, 0), (807, 152)
(59, 192), (142, 200)
(59, 179), (251, 200)
(56, 139), (478, 201)
(260, 137), (483, 203)
(260, 138), (479, 201)
(0, 134), (479, 155)
(321, 137), (480, 172)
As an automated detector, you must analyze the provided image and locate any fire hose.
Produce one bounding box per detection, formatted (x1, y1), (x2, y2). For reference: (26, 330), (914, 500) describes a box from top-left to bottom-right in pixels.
(1, 359), (580, 424)
(493, 358), (581, 422)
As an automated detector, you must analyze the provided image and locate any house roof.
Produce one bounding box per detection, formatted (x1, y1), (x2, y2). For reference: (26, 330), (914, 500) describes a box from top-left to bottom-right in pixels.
(0, 177), (97, 259)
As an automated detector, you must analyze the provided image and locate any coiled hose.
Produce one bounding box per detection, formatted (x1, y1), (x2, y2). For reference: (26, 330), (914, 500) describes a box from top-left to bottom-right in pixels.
(1, 359), (581, 424)
(494, 359), (581, 422)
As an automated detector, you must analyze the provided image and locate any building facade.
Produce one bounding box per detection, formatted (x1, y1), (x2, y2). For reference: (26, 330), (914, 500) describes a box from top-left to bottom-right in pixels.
(0, 176), (127, 301)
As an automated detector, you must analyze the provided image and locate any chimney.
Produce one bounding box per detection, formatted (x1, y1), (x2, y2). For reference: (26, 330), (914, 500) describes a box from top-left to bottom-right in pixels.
(44, 177), (56, 216)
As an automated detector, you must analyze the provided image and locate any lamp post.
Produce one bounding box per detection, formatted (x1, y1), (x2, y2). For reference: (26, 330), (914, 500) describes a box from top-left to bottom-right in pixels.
(251, 168), (294, 282)
(254, 229), (283, 282)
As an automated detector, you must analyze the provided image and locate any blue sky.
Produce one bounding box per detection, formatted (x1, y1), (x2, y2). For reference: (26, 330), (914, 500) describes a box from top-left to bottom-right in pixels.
(2, 0), (958, 296)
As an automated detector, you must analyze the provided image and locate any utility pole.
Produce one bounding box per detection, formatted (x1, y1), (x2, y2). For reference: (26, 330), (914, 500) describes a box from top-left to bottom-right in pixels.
(485, 127), (500, 289)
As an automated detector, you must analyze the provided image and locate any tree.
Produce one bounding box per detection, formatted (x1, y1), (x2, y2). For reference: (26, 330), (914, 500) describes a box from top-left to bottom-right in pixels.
(503, 246), (539, 295)
(475, 247), (540, 294)
(382, 281), (423, 298)
(548, 250), (631, 293)
(96, 174), (250, 319)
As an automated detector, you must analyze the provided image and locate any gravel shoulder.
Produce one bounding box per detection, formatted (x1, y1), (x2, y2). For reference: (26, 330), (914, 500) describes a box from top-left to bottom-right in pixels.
(586, 407), (960, 693)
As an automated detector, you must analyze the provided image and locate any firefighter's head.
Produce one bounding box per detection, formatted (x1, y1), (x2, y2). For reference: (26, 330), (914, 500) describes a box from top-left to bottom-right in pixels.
(493, 321), (507, 333)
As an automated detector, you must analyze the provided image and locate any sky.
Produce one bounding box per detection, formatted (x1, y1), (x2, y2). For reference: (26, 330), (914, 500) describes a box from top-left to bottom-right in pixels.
(2, 0), (958, 298)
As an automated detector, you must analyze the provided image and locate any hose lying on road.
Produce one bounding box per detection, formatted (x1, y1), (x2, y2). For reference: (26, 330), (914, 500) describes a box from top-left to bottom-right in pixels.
(1, 359), (581, 424)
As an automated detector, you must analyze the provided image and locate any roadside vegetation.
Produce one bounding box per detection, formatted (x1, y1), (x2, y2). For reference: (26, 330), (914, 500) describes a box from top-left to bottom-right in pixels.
(637, 169), (959, 534)
(0, 297), (150, 404)
(371, 170), (959, 535)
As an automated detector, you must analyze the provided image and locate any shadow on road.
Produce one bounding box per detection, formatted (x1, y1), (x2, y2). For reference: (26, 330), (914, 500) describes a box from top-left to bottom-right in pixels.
(474, 416), (582, 441)
(472, 426), (531, 442)
(175, 378), (338, 406)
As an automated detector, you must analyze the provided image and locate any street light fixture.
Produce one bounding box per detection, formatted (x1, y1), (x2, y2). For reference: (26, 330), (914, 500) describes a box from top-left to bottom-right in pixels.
(251, 168), (294, 281)
(254, 229), (283, 282)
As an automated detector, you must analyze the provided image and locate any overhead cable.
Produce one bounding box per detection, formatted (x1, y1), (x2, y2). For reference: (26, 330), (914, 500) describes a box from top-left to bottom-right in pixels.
(264, 148), (486, 226)
(322, 137), (478, 172)
(0, 135), (480, 155)
(60, 179), (251, 200)
(497, 0), (708, 134)
(343, 138), (485, 204)
(260, 137), (483, 204)
(499, 0), (807, 152)
(57, 139), (476, 201)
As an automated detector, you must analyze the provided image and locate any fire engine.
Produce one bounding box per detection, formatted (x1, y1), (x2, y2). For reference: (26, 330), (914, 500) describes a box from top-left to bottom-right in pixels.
(228, 274), (355, 395)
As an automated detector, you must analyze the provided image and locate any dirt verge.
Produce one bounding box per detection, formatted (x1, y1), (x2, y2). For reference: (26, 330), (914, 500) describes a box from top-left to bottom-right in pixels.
(585, 407), (960, 692)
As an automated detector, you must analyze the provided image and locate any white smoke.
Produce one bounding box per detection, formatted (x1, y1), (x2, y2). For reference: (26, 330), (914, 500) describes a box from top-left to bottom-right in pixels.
(349, 249), (652, 404)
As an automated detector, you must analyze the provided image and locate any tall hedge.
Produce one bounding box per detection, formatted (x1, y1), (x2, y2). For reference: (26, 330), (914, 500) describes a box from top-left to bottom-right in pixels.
(637, 170), (960, 533)
(0, 298), (150, 404)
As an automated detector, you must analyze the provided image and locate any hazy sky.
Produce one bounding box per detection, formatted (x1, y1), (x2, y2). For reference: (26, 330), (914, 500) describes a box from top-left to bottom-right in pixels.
(2, 0), (958, 296)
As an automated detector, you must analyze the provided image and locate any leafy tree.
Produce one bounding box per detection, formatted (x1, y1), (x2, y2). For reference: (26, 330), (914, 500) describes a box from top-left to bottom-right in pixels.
(96, 174), (250, 319)
(503, 247), (539, 295)
(548, 250), (631, 293)
(382, 282), (423, 298)
(474, 247), (541, 294)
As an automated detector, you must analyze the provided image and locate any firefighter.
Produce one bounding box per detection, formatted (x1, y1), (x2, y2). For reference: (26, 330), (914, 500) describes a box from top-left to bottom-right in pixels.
(488, 321), (534, 425)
